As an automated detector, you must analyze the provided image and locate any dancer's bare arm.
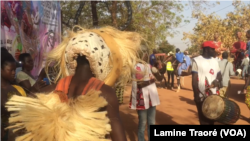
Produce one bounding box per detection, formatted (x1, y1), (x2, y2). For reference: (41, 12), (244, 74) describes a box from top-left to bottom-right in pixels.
(39, 84), (57, 93)
(137, 79), (156, 89)
(216, 72), (222, 82)
(100, 85), (127, 141)
(19, 80), (47, 93)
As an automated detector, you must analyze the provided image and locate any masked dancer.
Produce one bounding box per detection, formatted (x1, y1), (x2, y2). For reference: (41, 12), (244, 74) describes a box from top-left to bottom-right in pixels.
(5, 26), (142, 141)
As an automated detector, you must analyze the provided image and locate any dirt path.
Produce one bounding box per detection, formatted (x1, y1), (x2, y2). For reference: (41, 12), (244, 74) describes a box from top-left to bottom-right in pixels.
(119, 76), (250, 141)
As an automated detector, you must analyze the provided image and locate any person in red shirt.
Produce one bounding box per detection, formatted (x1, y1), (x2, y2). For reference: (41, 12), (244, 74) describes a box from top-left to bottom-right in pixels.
(214, 32), (227, 60)
(230, 31), (246, 71)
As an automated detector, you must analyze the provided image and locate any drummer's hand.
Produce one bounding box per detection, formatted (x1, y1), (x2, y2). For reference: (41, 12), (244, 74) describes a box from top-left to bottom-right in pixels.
(211, 79), (220, 88)
(137, 83), (142, 89)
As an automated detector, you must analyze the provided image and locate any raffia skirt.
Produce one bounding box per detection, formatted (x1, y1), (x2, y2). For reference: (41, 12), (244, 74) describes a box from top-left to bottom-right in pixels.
(115, 86), (124, 104)
(246, 86), (250, 110)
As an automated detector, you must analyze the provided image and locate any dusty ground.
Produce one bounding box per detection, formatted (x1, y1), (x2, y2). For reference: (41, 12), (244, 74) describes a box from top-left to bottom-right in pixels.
(119, 76), (250, 141)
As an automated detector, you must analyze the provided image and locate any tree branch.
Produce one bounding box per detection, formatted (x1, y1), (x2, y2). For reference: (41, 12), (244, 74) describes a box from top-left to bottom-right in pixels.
(111, 1), (117, 27)
(62, 21), (72, 29)
(74, 1), (85, 25)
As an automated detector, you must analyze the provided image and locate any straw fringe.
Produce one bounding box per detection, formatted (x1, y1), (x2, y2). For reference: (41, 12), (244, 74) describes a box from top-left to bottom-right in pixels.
(5, 90), (111, 141)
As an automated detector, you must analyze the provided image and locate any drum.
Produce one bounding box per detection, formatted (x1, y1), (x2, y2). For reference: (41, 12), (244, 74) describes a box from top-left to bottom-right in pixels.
(202, 95), (240, 124)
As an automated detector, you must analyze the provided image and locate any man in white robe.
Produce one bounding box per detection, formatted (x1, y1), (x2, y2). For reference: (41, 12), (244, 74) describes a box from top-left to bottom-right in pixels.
(191, 41), (222, 125)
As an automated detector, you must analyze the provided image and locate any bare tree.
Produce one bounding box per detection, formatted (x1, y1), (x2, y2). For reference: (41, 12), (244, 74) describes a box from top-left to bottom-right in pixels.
(111, 1), (117, 27)
(91, 1), (98, 27)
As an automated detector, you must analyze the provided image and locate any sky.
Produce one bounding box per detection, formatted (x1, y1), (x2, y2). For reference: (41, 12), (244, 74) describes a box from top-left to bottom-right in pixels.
(167, 0), (250, 51)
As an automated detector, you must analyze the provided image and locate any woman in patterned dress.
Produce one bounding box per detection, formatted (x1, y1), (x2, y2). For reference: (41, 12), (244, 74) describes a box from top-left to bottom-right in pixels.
(1, 51), (26, 141)
(129, 58), (160, 141)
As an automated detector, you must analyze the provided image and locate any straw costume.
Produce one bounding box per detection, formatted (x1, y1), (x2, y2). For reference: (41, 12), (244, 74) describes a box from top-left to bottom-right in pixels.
(246, 87), (250, 110)
(115, 86), (124, 104)
(5, 26), (142, 141)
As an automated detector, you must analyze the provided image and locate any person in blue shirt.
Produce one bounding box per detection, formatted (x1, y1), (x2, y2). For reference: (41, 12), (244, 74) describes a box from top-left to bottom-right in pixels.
(178, 51), (191, 77)
(149, 49), (157, 67)
(175, 48), (184, 64)
(175, 48), (185, 91)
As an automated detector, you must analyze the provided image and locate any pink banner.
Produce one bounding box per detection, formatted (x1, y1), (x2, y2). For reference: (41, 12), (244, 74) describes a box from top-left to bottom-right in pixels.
(1, 1), (61, 78)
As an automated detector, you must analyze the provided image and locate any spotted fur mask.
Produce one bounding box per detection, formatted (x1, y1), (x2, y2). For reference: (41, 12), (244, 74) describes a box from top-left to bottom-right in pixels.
(65, 32), (112, 81)
(46, 26), (142, 87)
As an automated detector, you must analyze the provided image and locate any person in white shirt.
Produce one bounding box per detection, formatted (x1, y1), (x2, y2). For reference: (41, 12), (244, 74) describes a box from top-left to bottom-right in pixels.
(191, 41), (222, 125)
(129, 59), (160, 141)
(218, 52), (235, 98)
(241, 54), (249, 79)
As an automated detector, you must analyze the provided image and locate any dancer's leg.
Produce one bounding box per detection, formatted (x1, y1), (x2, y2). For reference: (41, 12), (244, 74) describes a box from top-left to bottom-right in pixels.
(147, 106), (156, 141)
(167, 71), (171, 87)
(137, 110), (147, 141)
(171, 71), (174, 88)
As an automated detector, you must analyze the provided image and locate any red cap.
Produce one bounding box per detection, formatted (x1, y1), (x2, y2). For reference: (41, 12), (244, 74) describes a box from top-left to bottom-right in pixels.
(202, 41), (216, 49)
(246, 54), (249, 57)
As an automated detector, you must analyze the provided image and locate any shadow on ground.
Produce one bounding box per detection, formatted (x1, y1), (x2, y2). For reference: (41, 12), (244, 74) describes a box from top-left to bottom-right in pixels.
(227, 83), (246, 104)
(180, 87), (193, 91)
(119, 109), (180, 141)
(230, 76), (242, 80)
(156, 110), (179, 125)
(188, 109), (198, 117)
(179, 96), (195, 106)
(240, 115), (250, 124)
(120, 111), (138, 141)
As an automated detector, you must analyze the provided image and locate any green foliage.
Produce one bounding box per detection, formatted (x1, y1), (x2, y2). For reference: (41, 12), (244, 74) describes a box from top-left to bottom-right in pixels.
(183, 1), (250, 54)
(186, 45), (200, 55)
(157, 41), (176, 54)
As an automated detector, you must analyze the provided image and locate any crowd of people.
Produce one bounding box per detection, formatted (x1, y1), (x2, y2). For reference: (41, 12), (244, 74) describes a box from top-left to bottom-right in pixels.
(191, 30), (250, 125)
(1, 47), (63, 140)
(1, 27), (250, 141)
